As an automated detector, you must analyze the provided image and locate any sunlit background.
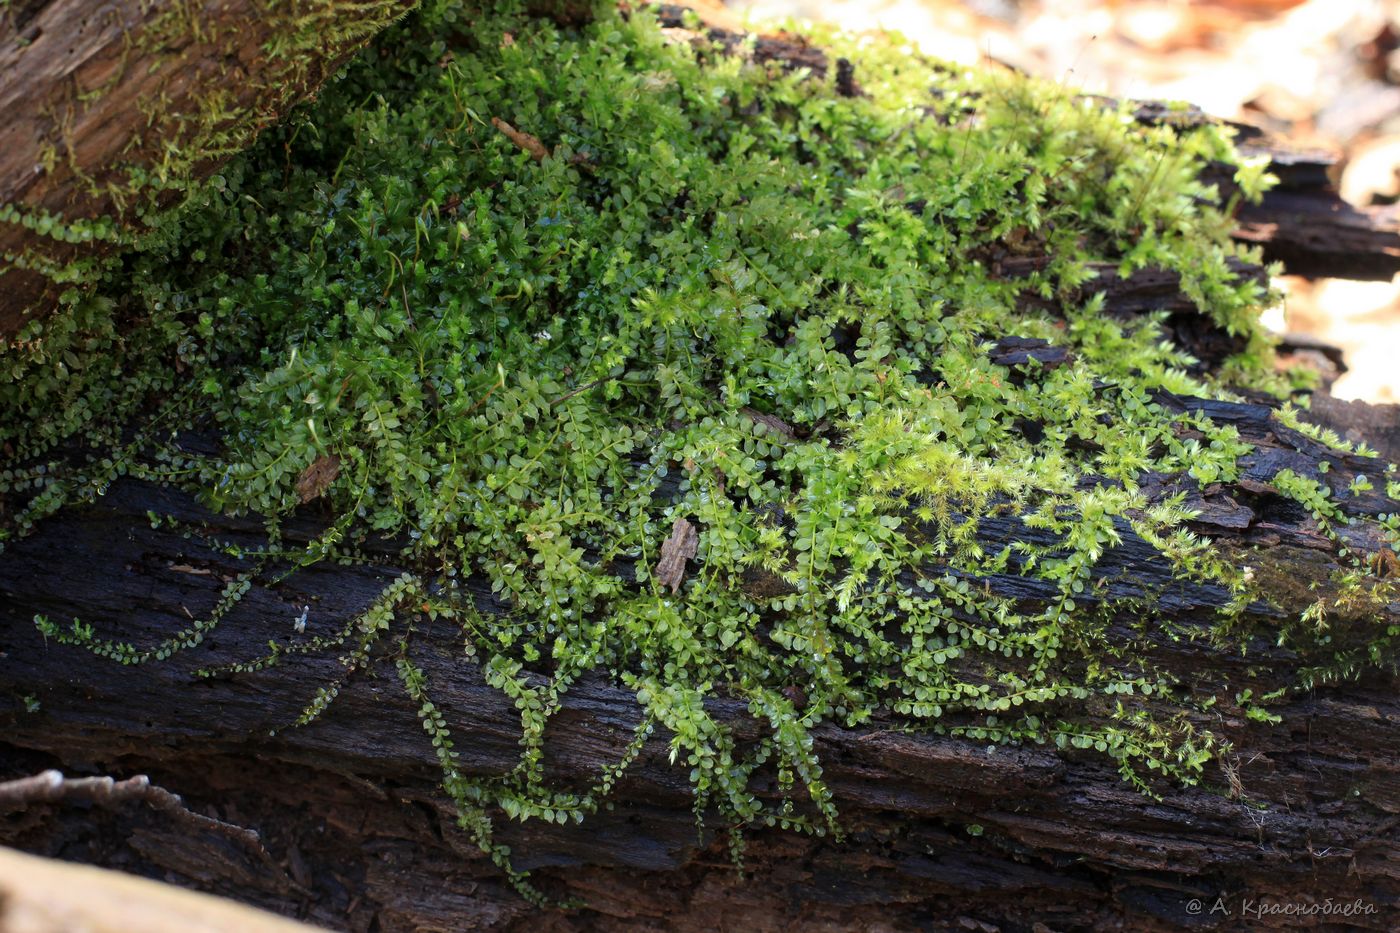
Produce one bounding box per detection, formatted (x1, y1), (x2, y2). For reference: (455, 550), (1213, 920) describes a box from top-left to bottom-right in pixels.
(726, 0), (1400, 402)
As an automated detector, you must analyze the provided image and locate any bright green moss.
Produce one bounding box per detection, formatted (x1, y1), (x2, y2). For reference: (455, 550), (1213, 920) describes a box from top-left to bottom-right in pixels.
(4, 0), (1397, 898)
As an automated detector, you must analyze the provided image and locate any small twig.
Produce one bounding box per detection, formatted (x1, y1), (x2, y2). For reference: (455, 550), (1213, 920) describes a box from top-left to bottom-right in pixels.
(0, 769), (66, 810)
(549, 375), (611, 407)
(468, 364), (507, 412)
(0, 770), (259, 847)
(491, 117), (549, 162)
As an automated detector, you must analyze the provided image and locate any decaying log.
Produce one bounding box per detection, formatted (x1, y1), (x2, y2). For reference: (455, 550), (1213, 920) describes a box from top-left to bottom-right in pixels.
(2, 0), (1395, 349)
(657, 5), (1400, 285)
(1222, 137), (1400, 281)
(2, 381), (1398, 931)
(2, 5), (1399, 932)
(1233, 188), (1400, 282)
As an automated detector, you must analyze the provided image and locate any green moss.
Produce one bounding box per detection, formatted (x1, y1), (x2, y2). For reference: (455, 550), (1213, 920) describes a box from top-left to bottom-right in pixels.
(4, 0), (1398, 898)
(0, 0), (417, 320)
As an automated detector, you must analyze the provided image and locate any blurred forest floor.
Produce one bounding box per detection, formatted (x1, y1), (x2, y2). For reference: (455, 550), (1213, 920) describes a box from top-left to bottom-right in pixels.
(730, 0), (1400, 402)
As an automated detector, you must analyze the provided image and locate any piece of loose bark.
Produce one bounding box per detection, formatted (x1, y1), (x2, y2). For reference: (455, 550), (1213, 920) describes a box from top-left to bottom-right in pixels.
(295, 455), (341, 504)
(491, 117), (550, 162)
(834, 57), (862, 97)
(987, 336), (1073, 371)
(654, 516), (698, 594)
(740, 407), (798, 441)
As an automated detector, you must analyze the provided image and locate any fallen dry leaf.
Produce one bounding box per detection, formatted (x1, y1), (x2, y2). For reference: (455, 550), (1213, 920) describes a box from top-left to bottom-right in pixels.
(654, 516), (698, 595)
(491, 117), (549, 162)
(1370, 547), (1400, 578)
(295, 454), (341, 504)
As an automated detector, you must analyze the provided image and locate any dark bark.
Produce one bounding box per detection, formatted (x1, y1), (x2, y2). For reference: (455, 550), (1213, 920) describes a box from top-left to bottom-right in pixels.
(1233, 192), (1400, 282)
(1225, 136), (1400, 281)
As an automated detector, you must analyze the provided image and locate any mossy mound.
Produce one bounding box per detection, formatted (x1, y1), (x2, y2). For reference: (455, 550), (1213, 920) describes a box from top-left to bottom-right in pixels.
(2, 0), (1397, 893)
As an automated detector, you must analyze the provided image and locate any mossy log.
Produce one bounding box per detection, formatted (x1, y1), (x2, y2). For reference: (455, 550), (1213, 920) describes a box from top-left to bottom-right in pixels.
(0, 0), (417, 337)
(3, 4), (1400, 932)
(4, 0), (1399, 343)
(648, 5), (1400, 284)
(2, 388), (1398, 932)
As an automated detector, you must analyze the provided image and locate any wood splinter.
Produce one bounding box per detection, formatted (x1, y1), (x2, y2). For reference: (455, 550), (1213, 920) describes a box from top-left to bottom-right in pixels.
(654, 516), (698, 594)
